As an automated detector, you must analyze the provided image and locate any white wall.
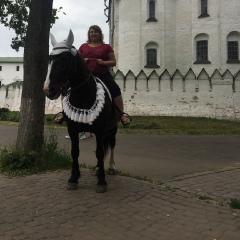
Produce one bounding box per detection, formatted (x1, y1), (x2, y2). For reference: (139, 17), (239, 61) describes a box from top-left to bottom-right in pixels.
(0, 62), (24, 85)
(112, 0), (240, 76)
(1, 68), (240, 121)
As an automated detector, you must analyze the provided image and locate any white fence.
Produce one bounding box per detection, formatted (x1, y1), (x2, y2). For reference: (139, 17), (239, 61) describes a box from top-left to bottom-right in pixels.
(1, 68), (240, 120)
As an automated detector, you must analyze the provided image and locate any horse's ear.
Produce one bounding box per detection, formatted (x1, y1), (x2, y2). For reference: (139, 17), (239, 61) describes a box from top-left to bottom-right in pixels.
(50, 33), (58, 47)
(65, 29), (74, 47)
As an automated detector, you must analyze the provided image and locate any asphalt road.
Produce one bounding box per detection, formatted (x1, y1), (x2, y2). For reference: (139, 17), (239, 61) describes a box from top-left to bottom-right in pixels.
(1, 125), (240, 181)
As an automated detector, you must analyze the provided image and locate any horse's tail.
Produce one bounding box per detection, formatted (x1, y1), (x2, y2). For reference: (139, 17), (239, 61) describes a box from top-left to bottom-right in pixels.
(103, 125), (117, 158)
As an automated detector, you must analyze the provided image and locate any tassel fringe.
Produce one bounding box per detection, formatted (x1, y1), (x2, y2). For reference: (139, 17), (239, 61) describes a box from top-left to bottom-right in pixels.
(62, 78), (107, 125)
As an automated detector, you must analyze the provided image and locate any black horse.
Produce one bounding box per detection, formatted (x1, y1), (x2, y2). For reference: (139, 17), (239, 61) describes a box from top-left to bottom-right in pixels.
(44, 30), (119, 193)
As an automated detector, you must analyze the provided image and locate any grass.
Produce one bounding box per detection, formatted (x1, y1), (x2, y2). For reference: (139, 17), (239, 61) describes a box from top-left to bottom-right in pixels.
(1, 110), (240, 135)
(118, 116), (240, 135)
(229, 198), (240, 209)
(114, 169), (163, 184)
(198, 195), (213, 200)
(0, 129), (72, 176)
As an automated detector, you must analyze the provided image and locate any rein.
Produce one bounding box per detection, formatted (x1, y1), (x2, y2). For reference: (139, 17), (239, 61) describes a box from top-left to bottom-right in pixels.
(62, 54), (98, 96)
(49, 45), (112, 125)
(50, 46), (96, 96)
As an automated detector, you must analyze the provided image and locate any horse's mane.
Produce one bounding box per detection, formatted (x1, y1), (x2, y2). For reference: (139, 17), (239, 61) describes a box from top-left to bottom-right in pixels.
(73, 49), (89, 75)
(68, 50), (97, 110)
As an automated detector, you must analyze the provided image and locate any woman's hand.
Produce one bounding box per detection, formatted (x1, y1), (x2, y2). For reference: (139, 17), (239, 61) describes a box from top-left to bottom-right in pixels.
(97, 59), (105, 66)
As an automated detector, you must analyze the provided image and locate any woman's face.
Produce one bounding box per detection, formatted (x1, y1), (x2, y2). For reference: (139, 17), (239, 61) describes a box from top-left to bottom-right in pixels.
(89, 28), (101, 42)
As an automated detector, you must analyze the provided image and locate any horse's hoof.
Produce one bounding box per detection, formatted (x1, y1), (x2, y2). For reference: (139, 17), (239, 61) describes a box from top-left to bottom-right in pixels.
(96, 185), (107, 193)
(108, 168), (116, 175)
(67, 182), (78, 190)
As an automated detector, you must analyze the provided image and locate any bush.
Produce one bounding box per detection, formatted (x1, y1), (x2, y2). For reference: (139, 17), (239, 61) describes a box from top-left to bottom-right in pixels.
(0, 149), (37, 170)
(0, 130), (72, 176)
(0, 108), (19, 122)
(229, 198), (240, 209)
(45, 115), (53, 123)
(0, 108), (10, 113)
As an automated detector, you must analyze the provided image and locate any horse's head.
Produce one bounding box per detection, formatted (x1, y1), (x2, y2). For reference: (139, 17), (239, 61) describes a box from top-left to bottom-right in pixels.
(43, 30), (78, 100)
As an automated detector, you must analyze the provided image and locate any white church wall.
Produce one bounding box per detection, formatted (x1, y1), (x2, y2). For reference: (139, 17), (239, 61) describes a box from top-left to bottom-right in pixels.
(117, 0), (142, 75)
(0, 62), (24, 85)
(140, 0), (166, 75)
(11, 86), (22, 112)
(112, 0), (240, 76)
(162, 0), (176, 74)
(5, 86), (15, 110)
(0, 69), (240, 120)
(220, 0), (240, 74)
(234, 73), (240, 119)
(174, 0), (192, 73)
(0, 87), (6, 108)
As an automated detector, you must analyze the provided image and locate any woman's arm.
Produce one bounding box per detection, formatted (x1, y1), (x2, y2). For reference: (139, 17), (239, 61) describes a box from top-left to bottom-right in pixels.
(97, 52), (116, 67)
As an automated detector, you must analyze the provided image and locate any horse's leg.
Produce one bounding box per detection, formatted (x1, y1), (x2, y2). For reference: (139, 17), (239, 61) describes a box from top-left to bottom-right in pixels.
(67, 131), (80, 190)
(108, 148), (116, 175)
(108, 126), (117, 175)
(95, 134), (107, 193)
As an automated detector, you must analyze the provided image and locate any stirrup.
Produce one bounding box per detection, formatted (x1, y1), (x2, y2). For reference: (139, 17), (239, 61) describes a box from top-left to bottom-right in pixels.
(53, 112), (64, 125)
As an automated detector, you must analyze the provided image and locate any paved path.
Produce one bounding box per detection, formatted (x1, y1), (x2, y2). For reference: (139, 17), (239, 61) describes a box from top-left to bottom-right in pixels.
(1, 125), (240, 181)
(0, 125), (240, 239)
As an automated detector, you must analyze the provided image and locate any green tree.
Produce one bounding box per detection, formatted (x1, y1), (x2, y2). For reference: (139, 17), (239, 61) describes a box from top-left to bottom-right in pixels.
(0, 0), (56, 152)
(0, 0), (30, 51)
(0, 0), (62, 51)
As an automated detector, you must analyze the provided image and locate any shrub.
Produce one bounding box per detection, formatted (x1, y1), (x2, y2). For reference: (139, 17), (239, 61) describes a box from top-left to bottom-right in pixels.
(0, 108), (10, 113)
(0, 108), (19, 122)
(229, 198), (240, 209)
(45, 115), (53, 123)
(0, 130), (71, 176)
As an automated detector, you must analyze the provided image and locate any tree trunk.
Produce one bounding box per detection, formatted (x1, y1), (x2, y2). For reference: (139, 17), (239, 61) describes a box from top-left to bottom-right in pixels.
(16, 0), (53, 152)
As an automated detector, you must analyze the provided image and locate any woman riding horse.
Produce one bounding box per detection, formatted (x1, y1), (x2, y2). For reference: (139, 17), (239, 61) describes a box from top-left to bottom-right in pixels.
(43, 30), (125, 193)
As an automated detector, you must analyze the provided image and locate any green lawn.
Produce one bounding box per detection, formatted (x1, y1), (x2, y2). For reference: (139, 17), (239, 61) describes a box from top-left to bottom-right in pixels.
(117, 116), (240, 135)
(1, 114), (240, 135)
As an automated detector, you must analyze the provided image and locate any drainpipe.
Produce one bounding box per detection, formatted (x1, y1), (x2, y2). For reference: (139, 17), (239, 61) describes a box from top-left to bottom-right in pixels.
(110, 0), (115, 46)
(104, 0), (113, 45)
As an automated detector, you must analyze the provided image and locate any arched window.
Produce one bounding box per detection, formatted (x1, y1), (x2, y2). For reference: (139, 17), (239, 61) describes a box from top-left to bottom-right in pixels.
(198, 0), (209, 18)
(147, 49), (157, 65)
(227, 32), (240, 63)
(145, 42), (160, 68)
(197, 41), (208, 61)
(147, 0), (157, 22)
(194, 34), (211, 64)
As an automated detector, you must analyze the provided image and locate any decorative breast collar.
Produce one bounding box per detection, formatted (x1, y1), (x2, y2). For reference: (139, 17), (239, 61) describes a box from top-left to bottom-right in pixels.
(62, 77), (111, 125)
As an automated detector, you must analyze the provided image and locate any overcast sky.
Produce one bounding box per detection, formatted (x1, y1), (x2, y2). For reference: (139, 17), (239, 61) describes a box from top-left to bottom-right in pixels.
(0, 0), (110, 57)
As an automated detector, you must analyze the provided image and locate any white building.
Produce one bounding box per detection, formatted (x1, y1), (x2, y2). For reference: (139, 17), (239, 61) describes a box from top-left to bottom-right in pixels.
(106, 0), (240, 76)
(0, 57), (24, 86)
(1, 1), (240, 120)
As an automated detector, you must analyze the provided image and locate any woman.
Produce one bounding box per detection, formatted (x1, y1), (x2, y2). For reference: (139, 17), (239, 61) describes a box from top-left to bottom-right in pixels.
(78, 25), (131, 125)
(54, 25), (131, 125)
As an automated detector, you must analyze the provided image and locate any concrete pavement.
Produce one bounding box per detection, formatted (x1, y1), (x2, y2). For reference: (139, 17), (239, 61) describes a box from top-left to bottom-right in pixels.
(1, 125), (240, 181)
(0, 125), (240, 239)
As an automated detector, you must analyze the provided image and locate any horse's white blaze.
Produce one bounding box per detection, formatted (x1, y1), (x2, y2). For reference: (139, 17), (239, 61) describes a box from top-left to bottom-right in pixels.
(43, 62), (52, 93)
(109, 149), (115, 169)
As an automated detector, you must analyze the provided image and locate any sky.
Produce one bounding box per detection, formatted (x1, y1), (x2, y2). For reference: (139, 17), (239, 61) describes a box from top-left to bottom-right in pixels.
(0, 0), (110, 57)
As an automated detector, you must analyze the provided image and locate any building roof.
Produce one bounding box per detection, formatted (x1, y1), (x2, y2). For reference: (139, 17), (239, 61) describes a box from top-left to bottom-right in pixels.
(0, 57), (23, 63)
